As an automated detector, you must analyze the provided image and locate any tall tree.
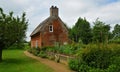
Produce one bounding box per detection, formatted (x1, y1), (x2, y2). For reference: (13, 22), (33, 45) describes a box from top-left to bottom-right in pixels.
(93, 18), (110, 43)
(69, 17), (92, 44)
(0, 8), (28, 61)
(112, 24), (120, 39)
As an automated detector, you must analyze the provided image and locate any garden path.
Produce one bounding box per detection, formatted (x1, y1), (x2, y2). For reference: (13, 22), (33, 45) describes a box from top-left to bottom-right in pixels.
(24, 51), (73, 72)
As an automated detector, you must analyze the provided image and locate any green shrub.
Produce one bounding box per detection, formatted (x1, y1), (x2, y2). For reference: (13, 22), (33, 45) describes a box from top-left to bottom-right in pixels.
(82, 47), (112, 69)
(106, 65), (119, 72)
(69, 44), (120, 72)
(6, 43), (25, 49)
(107, 56), (120, 72)
(55, 43), (81, 55)
(78, 64), (91, 72)
(24, 44), (30, 50)
(68, 58), (91, 72)
(28, 48), (32, 53)
(109, 39), (120, 44)
(38, 51), (47, 58)
(41, 46), (56, 53)
(28, 47), (40, 56)
(89, 68), (105, 72)
(68, 59), (79, 71)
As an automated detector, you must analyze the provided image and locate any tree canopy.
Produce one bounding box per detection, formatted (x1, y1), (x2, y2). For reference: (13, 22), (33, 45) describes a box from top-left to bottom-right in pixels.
(69, 17), (92, 44)
(92, 18), (110, 43)
(0, 7), (28, 61)
(112, 24), (120, 38)
(113, 24), (120, 33)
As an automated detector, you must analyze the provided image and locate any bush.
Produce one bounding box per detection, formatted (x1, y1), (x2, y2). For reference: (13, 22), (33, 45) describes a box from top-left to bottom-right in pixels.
(69, 43), (120, 72)
(107, 65), (119, 72)
(6, 43), (25, 49)
(109, 38), (120, 44)
(44, 46), (56, 53)
(78, 64), (91, 72)
(28, 48), (32, 53)
(107, 56), (120, 72)
(82, 47), (112, 69)
(54, 43), (81, 55)
(24, 44), (30, 50)
(68, 59), (79, 71)
(38, 51), (47, 58)
(89, 68), (105, 72)
(28, 47), (40, 56)
(68, 58), (91, 72)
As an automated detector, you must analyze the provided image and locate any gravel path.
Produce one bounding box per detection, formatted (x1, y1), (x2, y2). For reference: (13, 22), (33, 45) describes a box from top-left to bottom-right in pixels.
(24, 51), (73, 72)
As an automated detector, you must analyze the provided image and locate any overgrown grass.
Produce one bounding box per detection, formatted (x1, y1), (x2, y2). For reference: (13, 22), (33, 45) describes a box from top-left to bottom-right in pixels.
(0, 49), (54, 72)
(68, 43), (120, 72)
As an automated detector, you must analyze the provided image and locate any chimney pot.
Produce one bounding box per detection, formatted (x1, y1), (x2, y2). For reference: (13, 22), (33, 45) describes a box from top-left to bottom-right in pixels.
(50, 6), (58, 17)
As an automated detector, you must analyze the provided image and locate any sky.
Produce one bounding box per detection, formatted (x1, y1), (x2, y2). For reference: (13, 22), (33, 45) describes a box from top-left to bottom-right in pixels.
(0, 0), (120, 41)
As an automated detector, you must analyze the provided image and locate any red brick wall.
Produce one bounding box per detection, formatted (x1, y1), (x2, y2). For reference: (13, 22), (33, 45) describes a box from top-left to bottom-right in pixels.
(31, 33), (42, 48)
(31, 19), (69, 48)
(42, 19), (69, 47)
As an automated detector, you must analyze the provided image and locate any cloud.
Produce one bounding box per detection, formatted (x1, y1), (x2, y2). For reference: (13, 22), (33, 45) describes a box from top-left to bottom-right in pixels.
(80, 1), (120, 25)
(59, 0), (120, 29)
(0, 0), (120, 41)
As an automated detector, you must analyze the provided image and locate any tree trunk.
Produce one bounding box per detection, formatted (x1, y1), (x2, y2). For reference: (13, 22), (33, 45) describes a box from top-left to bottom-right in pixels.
(0, 47), (2, 62)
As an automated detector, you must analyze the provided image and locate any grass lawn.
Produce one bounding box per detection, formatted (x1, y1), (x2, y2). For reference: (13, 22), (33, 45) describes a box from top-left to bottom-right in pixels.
(0, 49), (54, 72)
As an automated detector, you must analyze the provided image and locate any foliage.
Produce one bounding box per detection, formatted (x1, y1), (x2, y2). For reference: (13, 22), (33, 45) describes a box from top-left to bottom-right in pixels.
(29, 42), (82, 57)
(24, 42), (31, 50)
(110, 24), (120, 43)
(109, 38), (120, 44)
(28, 46), (55, 58)
(6, 43), (25, 49)
(68, 59), (79, 71)
(78, 64), (91, 72)
(28, 48), (40, 56)
(68, 58), (91, 72)
(69, 17), (92, 44)
(42, 46), (56, 53)
(112, 24), (120, 37)
(69, 18), (120, 44)
(81, 47), (112, 69)
(107, 56), (120, 72)
(89, 68), (105, 72)
(93, 18), (111, 43)
(68, 43), (120, 72)
(38, 51), (47, 58)
(0, 7), (28, 61)
(0, 50), (53, 72)
(0, 8), (28, 48)
(54, 43), (81, 55)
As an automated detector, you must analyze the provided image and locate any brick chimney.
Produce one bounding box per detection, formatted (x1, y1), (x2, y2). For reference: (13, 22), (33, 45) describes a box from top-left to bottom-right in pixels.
(50, 6), (58, 17)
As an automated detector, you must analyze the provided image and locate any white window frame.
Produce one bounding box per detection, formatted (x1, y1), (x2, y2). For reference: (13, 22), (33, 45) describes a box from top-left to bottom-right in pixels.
(49, 25), (53, 32)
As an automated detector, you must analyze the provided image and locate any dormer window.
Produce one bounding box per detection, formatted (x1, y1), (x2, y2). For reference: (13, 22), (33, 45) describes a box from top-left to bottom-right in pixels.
(49, 25), (53, 32)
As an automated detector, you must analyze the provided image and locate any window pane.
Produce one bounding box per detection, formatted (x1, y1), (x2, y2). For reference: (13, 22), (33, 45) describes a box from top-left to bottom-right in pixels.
(49, 25), (53, 32)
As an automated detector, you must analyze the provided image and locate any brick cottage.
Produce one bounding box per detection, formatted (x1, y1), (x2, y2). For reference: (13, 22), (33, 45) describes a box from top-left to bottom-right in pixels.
(30, 6), (69, 48)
